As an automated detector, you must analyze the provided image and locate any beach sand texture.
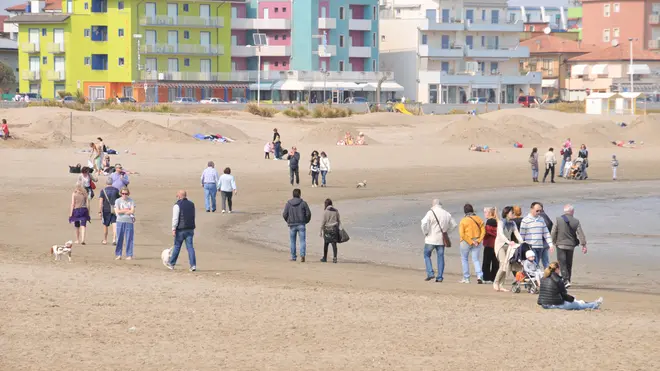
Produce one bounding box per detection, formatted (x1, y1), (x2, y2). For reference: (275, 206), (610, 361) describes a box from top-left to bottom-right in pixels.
(1, 107), (659, 370)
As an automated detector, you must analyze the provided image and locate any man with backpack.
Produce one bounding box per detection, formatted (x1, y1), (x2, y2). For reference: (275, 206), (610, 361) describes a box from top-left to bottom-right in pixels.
(550, 204), (587, 288)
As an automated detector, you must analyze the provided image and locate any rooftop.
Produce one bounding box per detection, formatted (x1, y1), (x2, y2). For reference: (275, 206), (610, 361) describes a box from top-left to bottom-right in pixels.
(569, 44), (660, 62)
(9, 14), (70, 24)
(520, 34), (596, 54)
(5, 0), (62, 13)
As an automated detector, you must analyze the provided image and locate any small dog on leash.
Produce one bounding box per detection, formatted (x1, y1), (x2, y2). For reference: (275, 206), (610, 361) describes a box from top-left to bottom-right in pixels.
(161, 247), (173, 268)
(356, 180), (367, 188)
(51, 241), (73, 261)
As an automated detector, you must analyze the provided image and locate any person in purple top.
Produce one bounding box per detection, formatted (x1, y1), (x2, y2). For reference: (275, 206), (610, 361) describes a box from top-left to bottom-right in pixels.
(110, 163), (130, 190)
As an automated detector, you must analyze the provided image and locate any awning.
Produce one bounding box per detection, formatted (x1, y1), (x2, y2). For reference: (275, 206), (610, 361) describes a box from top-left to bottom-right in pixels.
(628, 64), (651, 75)
(571, 64), (588, 75)
(591, 64), (608, 75)
(248, 82), (274, 90)
(133, 82), (249, 89)
(542, 79), (558, 88)
(271, 80), (310, 91)
(366, 81), (405, 92)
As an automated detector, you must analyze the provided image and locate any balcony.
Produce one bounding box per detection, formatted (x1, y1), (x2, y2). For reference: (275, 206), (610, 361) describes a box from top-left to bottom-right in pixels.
(46, 42), (65, 53)
(230, 18), (290, 30)
(91, 26), (108, 42)
(231, 45), (290, 57)
(348, 46), (371, 58)
(466, 19), (524, 32)
(419, 45), (464, 58)
(318, 44), (337, 57)
(419, 70), (542, 86)
(348, 19), (372, 31)
(142, 44), (224, 56)
(650, 14), (660, 25)
(139, 15), (224, 28)
(20, 42), (40, 53)
(649, 39), (660, 49)
(318, 18), (336, 29)
(47, 70), (66, 81)
(420, 18), (465, 31)
(465, 45), (529, 59)
(21, 70), (40, 81)
(140, 70), (393, 83)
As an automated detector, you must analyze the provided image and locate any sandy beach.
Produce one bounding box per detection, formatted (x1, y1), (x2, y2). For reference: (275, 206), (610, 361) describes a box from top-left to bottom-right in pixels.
(1, 106), (659, 370)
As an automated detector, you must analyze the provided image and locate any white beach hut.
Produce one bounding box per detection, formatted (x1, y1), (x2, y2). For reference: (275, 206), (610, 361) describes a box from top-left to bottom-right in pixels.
(616, 92), (646, 115)
(585, 93), (621, 115)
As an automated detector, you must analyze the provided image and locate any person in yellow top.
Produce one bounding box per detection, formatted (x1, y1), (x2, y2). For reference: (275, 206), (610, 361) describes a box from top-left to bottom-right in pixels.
(458, 203), (486, 284)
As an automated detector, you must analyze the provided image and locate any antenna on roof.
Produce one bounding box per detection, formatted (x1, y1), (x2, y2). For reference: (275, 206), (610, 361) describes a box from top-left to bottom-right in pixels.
(612, 39), (619, 47)
(543, 27), (551, 35)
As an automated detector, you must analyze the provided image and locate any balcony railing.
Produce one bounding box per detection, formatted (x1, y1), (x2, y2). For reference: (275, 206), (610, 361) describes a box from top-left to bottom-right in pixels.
(649, 39), (660, 49)
(465, 45), (529, 58)
(348, 19), (372, 31)
(650, 14), (660, 25)
(318, 18), (336, 29)
(141, 44), (224, 56)
(46, 42), (65, 53)
(47, 70), (66, 81)
(348, 46), (371, 58)
(140, 70), (393, 83)
(20, 42), (40, 53)
(21, 70), (40, 81)
(419, 45), (464, 58)
(318, 45), (337, 57)
(420, 18), (466, 31)
(231, 45), (291, 57)
(466, 19), (524, 32)
(139, 15), (224, 28)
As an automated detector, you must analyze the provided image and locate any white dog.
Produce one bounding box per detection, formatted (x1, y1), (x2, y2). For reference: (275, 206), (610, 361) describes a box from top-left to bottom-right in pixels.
(51, 241), (73, 261)
(161, 247), (173, 268)
(356, 180), (367, 188)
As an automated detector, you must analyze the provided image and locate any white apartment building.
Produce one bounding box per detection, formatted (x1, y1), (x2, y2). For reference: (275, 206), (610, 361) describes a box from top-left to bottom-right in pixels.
(379, 0), (541, 103)
(506, 6), (568, 31)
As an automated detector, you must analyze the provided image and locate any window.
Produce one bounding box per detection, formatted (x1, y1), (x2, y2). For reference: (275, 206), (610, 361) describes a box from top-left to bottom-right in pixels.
(118, 57), (124, 66)
(490, 62), (498, 73)
(339, 60), (345, 71)
(530, 25), (535, 32)
(274, 7), (279, 12)
(481, 9), (486, 20)
(118, 1), (124, 10)
(529, 59), (537, 71)
(183, 4), (189, 12)
(614, 3), (620, 12)
(509, 13), (516, 23)
(84, 57), (90, 65)
(603, 28), (610, 42)
(275, 61), (279, 66)
(184, 58), (190, 67)
(373, 6), (377, 19)
(283, 34), (287, 40)
(283, 7), (287, 12)
(421, 34), (428, 44)
(613, 28), (620, 38)
(274, 34), (279, 40)
(184, 30), (190, 39)
(283, 61), (287, 67)
(481, 35), (485, 47)
(42, 56), (47, 64)
(372, 60), (376, 71)
(42, 28), (47, 36)
(339, 35), (345, 47)
(84, 29), (90, 37)
(373, 32), (376, 45)
(543, 59), (552, 74)
(340, 7), (345, 20)
(118, 28), (124, 37)
(429, 84), (438, 103)
(604, 4), (610, 17)
(84, 2), (88, 10)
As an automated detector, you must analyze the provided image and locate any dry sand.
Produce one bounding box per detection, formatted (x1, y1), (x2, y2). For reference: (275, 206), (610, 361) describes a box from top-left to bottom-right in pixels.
(1, 107), (659, 370)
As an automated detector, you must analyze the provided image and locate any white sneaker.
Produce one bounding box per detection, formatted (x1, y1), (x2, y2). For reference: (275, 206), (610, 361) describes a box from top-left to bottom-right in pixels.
(459, 279), (470, 284)
(115, 256), (122, 260)
(564, 281), (572, 288)
(221, 210), (226, 214)
(190, 266), (196, 272)
(595, 297), (604, 309)
(227, 211), (232, 214)
(166, 263), (174, 270)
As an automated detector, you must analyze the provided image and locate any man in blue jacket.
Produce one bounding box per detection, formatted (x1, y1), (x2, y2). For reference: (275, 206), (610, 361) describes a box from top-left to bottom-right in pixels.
(282, 188), (312, 262)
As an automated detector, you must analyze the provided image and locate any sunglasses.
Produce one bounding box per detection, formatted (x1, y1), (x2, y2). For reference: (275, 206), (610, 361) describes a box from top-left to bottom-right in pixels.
(121, 193), (128, 195)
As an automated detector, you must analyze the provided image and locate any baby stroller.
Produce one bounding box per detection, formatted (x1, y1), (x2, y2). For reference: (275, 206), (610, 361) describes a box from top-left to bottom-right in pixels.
(566, 158), (584, 180)
(508, 243), (539, 294)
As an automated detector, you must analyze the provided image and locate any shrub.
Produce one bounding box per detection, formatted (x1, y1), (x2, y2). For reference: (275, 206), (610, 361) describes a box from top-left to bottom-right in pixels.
(282, 108), (301, 118)
(57, 91), (71, 99)
(543, 101), (585, 113)
(245, 102), (278, 117)
(312, 105), (353, 118)
(74, 89), (86, 104)
(447, 108), (465, 115)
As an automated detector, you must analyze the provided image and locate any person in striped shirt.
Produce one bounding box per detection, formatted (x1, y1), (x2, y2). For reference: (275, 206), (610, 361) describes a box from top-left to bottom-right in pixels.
(520, 202), (554, 269)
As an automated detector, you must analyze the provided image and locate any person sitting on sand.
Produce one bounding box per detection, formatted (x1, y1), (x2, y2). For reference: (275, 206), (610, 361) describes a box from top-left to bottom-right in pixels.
(469, 144), (492, 153)
(355, 132), (366, 145)
(344, 132), (354, 146)
(1, 119), (9, 140)
(538, 261), (603, 310)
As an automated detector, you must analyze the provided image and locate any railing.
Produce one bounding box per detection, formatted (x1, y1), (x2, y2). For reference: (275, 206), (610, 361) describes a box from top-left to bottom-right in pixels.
(348, 19), (372, 31)
(47, 70), (66, 81)
(141, 44), (224, 55)
(139, 15), (224, 28)
(649, 14), (660, 25)
(140, 70), (393, 83)
(649, 39), (660, 49)
(349, 46), (371, 58)
(21, 70), (40, 80)
(318, 17), (336, 29)
(20, 42), (40, 53)
(46, 42), (65, 53)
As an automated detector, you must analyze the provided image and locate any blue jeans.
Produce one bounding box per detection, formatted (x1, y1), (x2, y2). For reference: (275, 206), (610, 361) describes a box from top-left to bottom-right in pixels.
(532, 169), (539, 179)
(115, 222), (134, 257)
(460, 241), (483, 280)
(170, 229), (196, 268)
(542, 300), (600, 310)
(289, 224), (306, 260)
(321, 170), (328, 185)
(533, 247), (550, 269)
(203, 183), (217, 211)
(424, 244), (445, 280)
(274, 142), (281, 159)
(559, 158), (568, 176)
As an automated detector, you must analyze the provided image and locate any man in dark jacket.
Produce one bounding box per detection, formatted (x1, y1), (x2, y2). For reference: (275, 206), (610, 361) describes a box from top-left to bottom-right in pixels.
(287, 146), (301, 186)
(550, 204), (587, 287)
(539, 202), (553, 268)
(283, 188), (311, 262)
(273, 128), (281, 159)
(168, 190), (197, 271)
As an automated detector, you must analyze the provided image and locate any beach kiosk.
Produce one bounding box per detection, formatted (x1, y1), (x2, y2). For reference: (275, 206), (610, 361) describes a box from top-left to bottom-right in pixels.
(585, 93), (621, 115)
(616, 92), (646, 115)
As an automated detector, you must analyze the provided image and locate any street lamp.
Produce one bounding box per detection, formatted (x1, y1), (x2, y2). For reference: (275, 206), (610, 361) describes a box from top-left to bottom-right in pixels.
(132, 34), (143, 101)
(629, 37), (636, 93)
(251, 33), (268, 107)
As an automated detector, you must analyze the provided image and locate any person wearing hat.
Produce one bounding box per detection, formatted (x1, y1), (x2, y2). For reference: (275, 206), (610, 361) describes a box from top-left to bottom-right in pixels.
(523, 249), (543, 288)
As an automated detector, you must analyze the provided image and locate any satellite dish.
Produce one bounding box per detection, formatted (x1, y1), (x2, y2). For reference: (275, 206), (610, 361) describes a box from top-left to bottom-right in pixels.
(612, 39), (619, 47)
(543, 27), (551, 35)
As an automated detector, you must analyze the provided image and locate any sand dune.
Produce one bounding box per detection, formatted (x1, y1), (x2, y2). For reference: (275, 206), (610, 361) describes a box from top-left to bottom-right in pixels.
(27, 113), (116, 135)
(119, 119), (192, 143)
(169, 118), (250, 140)
(297, 121), (380, 145)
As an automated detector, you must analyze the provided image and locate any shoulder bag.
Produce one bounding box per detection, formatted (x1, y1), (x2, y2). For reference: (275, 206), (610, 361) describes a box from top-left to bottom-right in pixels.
(431, 210), (452, 248)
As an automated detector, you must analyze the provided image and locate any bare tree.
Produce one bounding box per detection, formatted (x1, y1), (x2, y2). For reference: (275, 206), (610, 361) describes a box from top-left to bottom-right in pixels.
(0, 62), (17, 93)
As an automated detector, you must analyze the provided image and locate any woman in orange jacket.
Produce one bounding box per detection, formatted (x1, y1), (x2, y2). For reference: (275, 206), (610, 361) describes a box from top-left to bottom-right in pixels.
(458, 203), (486, 284)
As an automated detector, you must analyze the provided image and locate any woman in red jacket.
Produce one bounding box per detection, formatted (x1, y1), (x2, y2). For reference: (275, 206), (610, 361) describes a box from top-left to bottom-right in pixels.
(482, 207), (499, 283)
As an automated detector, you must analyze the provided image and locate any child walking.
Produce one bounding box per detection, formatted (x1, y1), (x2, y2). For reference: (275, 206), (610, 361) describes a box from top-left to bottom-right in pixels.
(310, 154), (320, 187)
(611, 154), (619, 180)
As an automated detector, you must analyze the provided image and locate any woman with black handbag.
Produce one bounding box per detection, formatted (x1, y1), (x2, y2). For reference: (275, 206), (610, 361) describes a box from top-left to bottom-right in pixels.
(320, 198), (343, 263)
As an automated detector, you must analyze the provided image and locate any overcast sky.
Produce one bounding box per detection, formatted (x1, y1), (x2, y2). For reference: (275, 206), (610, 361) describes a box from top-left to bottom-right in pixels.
(1, 0), (27, 15)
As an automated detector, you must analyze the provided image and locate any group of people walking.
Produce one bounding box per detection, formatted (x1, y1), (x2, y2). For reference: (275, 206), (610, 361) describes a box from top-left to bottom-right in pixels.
(285, 146), (331, 188)
(420, 199), (600, 310)
(529, 138), (594, 183)
(200, 161), (238, 214)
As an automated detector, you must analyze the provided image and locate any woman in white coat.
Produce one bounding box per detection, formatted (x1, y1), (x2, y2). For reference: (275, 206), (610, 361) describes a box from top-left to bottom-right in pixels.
(493, 206), (523, 292)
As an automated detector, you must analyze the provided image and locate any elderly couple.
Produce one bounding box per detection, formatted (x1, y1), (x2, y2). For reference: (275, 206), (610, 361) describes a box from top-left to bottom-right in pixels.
(420, 200), (592, 300)
(200, 161), (238, 213)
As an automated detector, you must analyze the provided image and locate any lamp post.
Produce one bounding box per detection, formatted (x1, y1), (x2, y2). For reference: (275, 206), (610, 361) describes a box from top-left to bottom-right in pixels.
(132, 34), (143, 101)
(257, 46), (262, 106)
(629, 37), (634, 93)
(321, 68), (330, 103)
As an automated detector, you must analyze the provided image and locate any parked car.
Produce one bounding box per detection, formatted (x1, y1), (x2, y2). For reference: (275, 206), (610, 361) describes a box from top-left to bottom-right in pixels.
(344, 97), (368, 103)
(60, 96), (76, 104)
(172, 97), (197, 104)
(518, 95), (539, 107)
(118, 97), (137, 103)
(230, 97), (248, 104)
(200, 97), (226, 104)
(467, 97), (491, 104)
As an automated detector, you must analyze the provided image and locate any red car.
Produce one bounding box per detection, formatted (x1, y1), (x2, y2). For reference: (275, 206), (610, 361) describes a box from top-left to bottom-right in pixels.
(518, 95), (539, 107)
